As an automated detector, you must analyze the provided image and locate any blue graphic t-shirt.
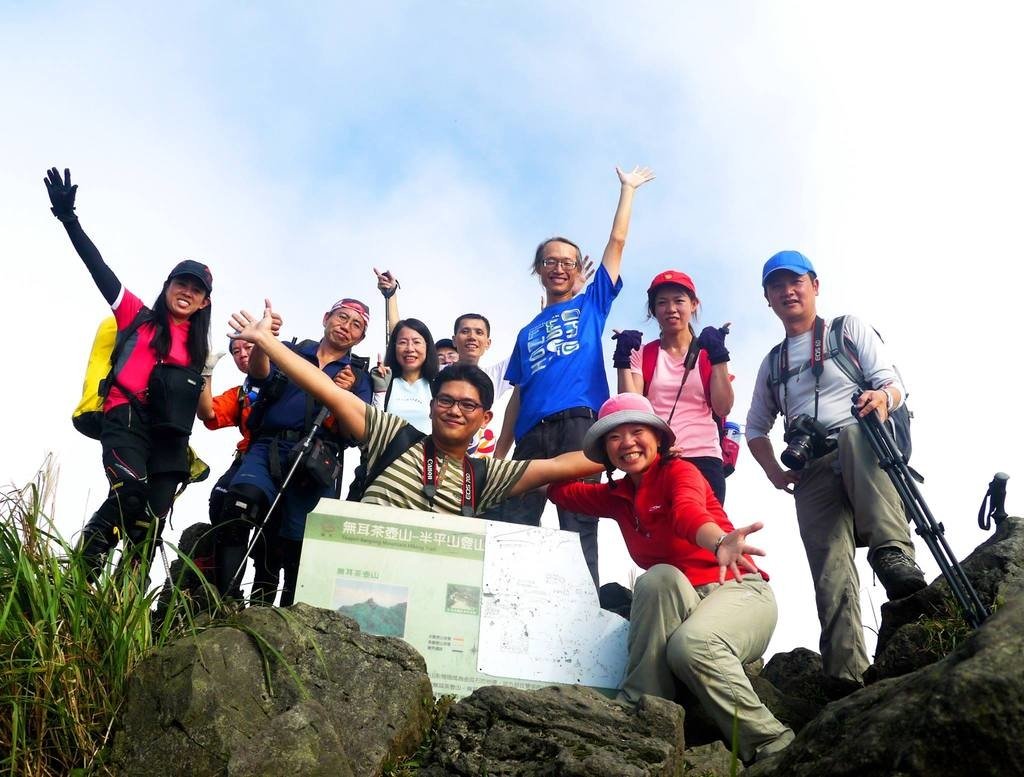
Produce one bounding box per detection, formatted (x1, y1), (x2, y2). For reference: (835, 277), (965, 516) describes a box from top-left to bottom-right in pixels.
(505, 264), (622, 440)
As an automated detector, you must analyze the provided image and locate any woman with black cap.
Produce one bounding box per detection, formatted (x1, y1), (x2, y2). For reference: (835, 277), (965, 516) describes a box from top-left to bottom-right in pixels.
(45, 167), (213, 574)
(547, 392), (793, 764)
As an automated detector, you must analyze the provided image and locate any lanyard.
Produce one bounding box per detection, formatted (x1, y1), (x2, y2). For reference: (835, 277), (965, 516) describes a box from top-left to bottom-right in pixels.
(666, 325), (701, 427)
(422, 437), (477, 516)
(779, 316), (826, 421)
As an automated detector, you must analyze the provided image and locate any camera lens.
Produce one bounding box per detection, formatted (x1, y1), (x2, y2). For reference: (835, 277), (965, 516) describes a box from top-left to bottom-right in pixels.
(781, 435), (813, 470)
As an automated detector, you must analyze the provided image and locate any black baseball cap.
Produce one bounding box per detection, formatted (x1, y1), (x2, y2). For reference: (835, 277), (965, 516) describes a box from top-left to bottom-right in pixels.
(167, 259), (213, 293)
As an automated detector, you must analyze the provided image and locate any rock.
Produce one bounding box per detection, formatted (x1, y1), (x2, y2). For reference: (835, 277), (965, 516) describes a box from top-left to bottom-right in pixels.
(111, 602), (433, 776)
(745, 593), (1024, 776)
(872, 515), (1024, 681)
(761, 648), (825, 707)
(420, 685), (686, 776)
(681, 741), (735, 776)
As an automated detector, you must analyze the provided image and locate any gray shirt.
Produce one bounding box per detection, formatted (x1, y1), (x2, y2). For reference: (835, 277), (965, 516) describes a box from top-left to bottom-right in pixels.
(746, 315), (903, 440)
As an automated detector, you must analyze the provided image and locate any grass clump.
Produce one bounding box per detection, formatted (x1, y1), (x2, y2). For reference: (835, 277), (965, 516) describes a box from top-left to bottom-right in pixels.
(0, 460), (210, 776)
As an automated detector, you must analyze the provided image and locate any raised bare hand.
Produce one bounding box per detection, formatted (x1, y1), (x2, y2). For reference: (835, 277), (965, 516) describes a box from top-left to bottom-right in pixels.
(616, 165), (656, 190)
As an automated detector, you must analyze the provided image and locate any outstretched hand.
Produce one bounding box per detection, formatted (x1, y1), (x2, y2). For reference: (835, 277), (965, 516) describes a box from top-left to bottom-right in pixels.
(714, 521), (766, 584)
(616, 165), (656, 190)
(44, 167), (78, 222)
(228, 299), (276, 344)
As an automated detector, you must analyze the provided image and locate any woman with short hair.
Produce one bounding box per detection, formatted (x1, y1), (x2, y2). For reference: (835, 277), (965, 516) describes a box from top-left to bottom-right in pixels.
(547, 393), (792, 764)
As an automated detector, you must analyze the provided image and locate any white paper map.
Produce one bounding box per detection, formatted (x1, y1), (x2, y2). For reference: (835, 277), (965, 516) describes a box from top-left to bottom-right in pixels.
(479, 523), (628, 687)
(294, 499), (628, 697)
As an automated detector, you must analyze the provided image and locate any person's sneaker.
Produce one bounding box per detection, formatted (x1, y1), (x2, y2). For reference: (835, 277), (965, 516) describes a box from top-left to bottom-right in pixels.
(871, 547), (927, 600)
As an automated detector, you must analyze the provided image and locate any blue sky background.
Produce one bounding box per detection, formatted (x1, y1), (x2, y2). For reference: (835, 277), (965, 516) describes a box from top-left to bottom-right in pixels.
(2, 2), (1022, 658)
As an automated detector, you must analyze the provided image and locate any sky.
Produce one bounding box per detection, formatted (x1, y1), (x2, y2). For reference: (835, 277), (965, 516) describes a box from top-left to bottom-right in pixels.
(2, 2), (1022, 661)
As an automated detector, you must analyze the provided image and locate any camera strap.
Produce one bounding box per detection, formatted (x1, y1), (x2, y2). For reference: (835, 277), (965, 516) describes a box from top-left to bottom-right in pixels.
(779, 316), (827, 422)
(422, 437), (477, 516)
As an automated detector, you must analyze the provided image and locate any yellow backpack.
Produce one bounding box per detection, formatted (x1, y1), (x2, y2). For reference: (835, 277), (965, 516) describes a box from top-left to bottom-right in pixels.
(73, 313), (211, 485)
(72, 315), (147, 439)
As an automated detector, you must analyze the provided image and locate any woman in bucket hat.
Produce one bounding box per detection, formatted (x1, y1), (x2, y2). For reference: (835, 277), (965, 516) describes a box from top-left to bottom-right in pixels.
(611, 270), (734, 504)
(45, 166), (214, 576)
(547, 393), (793, 763)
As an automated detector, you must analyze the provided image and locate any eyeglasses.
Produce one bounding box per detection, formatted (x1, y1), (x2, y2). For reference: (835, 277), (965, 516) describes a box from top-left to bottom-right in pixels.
(434, 394), (484, 413)
(540, 258), (578, 270)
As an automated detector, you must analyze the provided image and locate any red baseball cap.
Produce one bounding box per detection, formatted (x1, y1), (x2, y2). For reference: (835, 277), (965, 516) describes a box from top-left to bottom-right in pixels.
(647, 270), (696, 298)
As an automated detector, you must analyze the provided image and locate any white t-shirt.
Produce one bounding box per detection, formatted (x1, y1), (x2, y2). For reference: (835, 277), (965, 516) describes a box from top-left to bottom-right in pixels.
(372, 377), (432, 434)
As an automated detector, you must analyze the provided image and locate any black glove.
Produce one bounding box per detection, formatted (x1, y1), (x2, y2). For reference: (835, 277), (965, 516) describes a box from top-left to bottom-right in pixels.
(698, 325), (730, 365)
(44, 167), (78, 222)
(611, 329), (643, 369)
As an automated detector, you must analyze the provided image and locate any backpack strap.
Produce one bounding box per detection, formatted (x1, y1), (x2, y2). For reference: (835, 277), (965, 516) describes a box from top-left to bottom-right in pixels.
(641, 341), (659, 396)
(766, 340), (785, 414)
(102, 308), (153, 400)
(383, 378), (395, 411)
(697, 349), (712, 404)
(363, 424), (428, 497)
(825, 315), (868, 388)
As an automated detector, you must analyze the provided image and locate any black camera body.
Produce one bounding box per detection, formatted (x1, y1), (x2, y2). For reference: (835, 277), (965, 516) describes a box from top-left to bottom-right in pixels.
(782, 414), (836, 470)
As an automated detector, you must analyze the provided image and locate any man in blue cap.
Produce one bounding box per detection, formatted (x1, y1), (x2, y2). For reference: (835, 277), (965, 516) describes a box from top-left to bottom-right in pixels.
(746, 250), (925, 697)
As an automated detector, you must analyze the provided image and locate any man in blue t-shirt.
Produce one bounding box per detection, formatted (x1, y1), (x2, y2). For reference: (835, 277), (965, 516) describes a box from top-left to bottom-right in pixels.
(493, 166), (655, 585)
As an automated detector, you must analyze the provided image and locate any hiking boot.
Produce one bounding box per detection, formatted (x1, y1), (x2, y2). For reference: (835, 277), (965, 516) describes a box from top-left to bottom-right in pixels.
(871, 547), (927, 600)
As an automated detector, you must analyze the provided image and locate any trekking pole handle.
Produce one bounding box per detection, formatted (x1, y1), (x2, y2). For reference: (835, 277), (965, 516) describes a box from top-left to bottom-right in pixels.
(979, 472), (1010, 531)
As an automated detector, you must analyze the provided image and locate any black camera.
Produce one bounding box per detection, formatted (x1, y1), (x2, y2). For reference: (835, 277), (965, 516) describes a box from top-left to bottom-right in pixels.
(781, 414), (836, 470)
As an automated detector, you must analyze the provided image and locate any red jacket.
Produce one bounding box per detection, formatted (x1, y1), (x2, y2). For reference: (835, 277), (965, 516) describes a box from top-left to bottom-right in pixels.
(548, 455), (767, 587)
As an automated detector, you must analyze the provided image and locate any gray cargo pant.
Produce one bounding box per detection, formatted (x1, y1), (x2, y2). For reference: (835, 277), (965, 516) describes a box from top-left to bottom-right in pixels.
(794, 422), (917, 682)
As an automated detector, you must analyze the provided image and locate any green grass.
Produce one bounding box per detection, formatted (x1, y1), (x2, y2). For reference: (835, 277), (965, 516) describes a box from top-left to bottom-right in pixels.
(0, 460), (214, 776)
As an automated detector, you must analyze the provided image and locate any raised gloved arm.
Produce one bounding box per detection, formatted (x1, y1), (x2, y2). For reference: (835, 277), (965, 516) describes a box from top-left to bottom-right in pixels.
(44, 167), (121, 305)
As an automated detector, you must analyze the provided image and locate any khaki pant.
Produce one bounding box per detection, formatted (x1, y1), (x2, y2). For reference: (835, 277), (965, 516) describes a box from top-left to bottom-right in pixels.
(794, 422), (916, 682)
(621, 564), (793, 763)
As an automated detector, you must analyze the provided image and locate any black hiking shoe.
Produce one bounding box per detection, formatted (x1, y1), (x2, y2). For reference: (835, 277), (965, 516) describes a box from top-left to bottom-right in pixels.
(871, 547), (927, 600)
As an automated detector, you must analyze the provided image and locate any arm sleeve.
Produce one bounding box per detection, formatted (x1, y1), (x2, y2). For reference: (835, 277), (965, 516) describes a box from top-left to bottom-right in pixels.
(547, 481), (611, 517)
(745, 353), (780, 441)
(63, 220), (122, 304)
(479, 458), (530, 509)
(504, 340), (523, 386)
(203, 387), (243, 431)
(585, 263), (623, 317)
(665, 460), (722, 545)
(843, 316), (904, 399)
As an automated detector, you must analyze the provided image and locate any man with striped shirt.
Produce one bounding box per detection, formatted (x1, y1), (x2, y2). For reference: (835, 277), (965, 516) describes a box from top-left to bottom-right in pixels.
(228, 303), (605, 517)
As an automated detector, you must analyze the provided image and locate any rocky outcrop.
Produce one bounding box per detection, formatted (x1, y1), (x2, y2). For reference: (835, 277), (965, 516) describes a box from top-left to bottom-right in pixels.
(419, 685), (687, 777)
(746, 592), (1024, 776)
(111, 603), (433, 776)
(870, 516), (1023, 682)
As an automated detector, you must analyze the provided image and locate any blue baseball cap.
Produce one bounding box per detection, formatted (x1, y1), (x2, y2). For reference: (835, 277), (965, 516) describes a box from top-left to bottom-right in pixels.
(761, 250), (815, 286)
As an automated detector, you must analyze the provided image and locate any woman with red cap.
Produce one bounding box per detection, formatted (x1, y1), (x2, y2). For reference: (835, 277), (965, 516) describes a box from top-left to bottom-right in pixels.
(45, 166), (214, 575)
(611, 270), (734, 504)
(547, 393), (793, 764)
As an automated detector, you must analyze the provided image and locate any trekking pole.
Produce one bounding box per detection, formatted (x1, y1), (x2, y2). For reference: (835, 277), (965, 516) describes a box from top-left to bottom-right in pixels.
(226, 406), (331, 596)
(978, 472), (1010, 531)
(853, 399), (989, 629)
